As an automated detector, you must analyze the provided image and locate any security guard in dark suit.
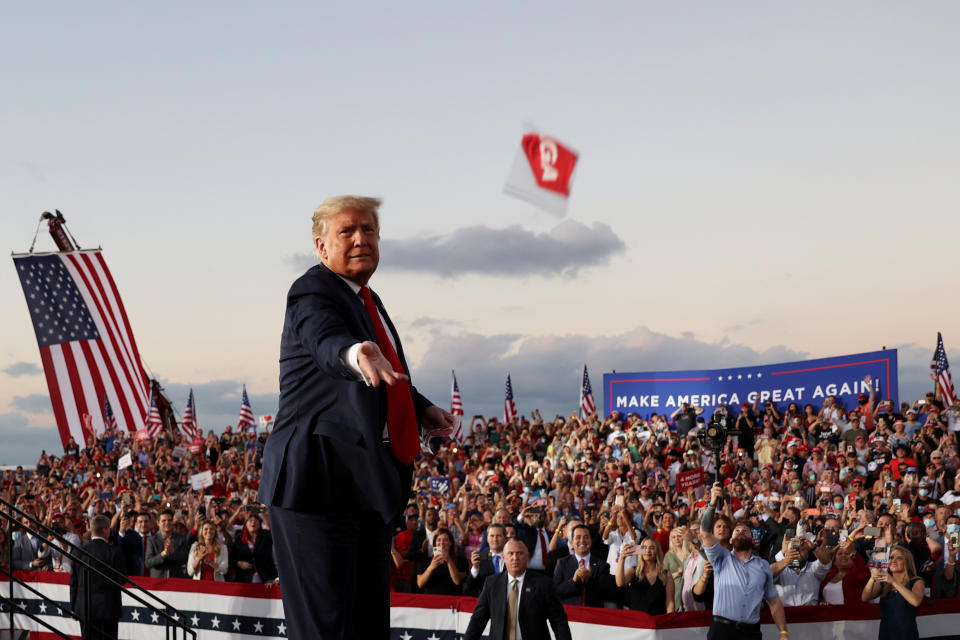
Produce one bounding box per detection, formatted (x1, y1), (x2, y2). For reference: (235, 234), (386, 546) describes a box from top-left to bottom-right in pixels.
(70, 514), (127, 640)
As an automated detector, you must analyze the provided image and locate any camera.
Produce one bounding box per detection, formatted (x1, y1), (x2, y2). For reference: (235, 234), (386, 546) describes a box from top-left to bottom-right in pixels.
(697, 410), (739, 451)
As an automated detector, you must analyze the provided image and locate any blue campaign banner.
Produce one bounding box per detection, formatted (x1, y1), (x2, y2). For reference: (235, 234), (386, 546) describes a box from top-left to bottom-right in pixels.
(603, 349), (898, 417)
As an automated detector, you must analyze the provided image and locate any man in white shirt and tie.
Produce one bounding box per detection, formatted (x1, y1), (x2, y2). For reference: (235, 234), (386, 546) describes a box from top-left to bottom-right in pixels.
(465, 524), (507, 596)
(465, 538), (571, 640)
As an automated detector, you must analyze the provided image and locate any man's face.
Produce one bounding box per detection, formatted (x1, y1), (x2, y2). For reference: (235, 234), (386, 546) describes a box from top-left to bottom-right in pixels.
(425, 509), (438, 527)
(503, 539), (529, 577)
(487, 527), (506, 553)
(136, 515), (150, 533)
(158, 513), (173, 535)
(314, 208), (379, 284)
(730, 524), (753, 551)
(571, 528), (592, 556)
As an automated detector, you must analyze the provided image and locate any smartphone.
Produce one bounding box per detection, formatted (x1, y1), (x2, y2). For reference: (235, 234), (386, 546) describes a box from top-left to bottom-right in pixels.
(839, 530), (849, 544)
(949, 532), (959, 548)
(614, 495), (625, 508)
(825, 529), (840, 547)
(433, 546), (443, 557)
(892, 499), (901, 512)
(476, 550), (490, 562)
(863, 526), (882, 538)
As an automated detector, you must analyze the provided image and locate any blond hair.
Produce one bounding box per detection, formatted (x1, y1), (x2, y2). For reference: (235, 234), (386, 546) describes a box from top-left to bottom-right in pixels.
(311, 195), (381, 239)
(636, 537), (667, 585)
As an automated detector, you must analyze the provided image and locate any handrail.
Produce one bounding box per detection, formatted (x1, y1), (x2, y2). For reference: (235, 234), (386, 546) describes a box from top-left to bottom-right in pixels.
(0, 496), (196, 640)
(0, 595), (73, 640)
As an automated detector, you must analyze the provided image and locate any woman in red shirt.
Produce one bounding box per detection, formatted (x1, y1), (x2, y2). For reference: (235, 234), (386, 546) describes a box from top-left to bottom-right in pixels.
(820, 543), (870, 604)
(188, 521), (228, 581)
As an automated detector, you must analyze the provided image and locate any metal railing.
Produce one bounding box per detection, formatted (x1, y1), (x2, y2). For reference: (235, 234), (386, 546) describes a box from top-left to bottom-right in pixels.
(0, 496), (196, 640)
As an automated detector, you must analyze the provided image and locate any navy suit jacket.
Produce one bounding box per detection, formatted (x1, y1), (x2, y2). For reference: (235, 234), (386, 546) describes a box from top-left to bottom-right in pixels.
(259, 263), (433, 525)
(464, 570), (571, 640)
(70, 538), (127, 621)
(552, 553), (615, 607)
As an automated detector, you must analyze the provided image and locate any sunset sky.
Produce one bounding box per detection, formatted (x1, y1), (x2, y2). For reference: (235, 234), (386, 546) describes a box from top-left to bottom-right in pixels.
(2, 2), (958, 464)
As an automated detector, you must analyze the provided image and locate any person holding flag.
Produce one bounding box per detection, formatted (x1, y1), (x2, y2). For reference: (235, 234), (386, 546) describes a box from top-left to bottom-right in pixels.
(931, 332), (957, 408)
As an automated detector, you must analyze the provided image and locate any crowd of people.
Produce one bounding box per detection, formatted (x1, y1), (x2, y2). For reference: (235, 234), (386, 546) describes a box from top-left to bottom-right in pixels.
(1, 427), (277, 585)
(389, 374), (960, 634)
(2, 374), (960, 632)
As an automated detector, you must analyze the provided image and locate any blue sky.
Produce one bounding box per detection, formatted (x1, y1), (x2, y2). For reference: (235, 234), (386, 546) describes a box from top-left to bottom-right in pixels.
(2, 2), (959, 464)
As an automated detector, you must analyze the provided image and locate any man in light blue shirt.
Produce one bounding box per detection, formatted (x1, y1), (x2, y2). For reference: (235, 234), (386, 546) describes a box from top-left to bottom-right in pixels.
(701, 482), (789, 640)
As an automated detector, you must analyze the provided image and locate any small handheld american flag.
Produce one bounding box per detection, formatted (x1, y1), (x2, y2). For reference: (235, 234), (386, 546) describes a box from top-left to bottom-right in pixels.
(103, 395), (118, 432)
(181, 389), (200, 439)
(237, 385), (256, 435)
(504, 374), (518, 424)
(931, 332), (957, 406)
(580, 364), (596, 418)
(146, 390), (164, 438)
(450, 371), (464, 441)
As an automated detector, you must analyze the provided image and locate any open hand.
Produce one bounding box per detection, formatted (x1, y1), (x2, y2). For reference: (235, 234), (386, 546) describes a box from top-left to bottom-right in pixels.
(357, 341), (409, 387)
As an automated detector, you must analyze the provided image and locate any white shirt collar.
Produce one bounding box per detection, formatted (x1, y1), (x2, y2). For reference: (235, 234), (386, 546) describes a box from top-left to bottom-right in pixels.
(334, 272), (364, 295)
(574, 553), (591, 565)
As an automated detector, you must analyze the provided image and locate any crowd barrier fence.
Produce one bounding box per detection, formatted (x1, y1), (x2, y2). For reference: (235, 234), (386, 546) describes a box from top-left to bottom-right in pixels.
(2, 572), (959, 639)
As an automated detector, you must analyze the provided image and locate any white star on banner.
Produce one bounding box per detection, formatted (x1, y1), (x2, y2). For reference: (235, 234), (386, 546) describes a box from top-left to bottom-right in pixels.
(131, 610), (140, 621)
(190, 614), (200, 627)
(232, 619), (241, 630)
(211, 616), (221, 629)
(151, 612), (159, 623)
(277, 622), (286, 635)
(757, 373), (762, 378)
(400, 632), (412, 640)
(254, 620), (264, 633)
(427, 633), (440, 640)
(38, 602), (47, 614)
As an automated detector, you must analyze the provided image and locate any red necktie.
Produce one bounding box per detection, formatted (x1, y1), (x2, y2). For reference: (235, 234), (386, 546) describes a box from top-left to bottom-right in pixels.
(579, 558), (587, 605)
(358, 286), (420, 465)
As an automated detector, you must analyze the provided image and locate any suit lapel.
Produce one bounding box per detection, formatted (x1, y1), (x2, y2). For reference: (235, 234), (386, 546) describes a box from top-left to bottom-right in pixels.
(315, 263), (376, 340)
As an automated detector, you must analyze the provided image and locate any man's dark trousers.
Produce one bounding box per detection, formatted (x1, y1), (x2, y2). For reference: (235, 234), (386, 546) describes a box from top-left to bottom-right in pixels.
(271, 506), (391, 639)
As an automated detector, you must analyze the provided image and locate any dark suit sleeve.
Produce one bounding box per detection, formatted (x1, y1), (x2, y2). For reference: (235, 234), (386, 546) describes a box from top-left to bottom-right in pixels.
(553, 557), (579, 601)
(286, 278), (367, 380)
(464, 577), (493, 640)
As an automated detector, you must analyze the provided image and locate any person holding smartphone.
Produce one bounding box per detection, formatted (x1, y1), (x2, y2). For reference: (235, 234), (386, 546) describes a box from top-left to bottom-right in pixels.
(861, 545), (924, 640)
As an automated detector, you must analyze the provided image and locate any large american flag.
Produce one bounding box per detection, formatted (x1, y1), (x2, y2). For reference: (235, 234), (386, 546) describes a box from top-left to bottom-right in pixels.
(180, 388), (200, 439)
(237, 385), (256, 435)
(146, 389), (164, 437)
(580, 364), (596, 418)
(13, 251), (149, 447)
(503, 374), (518, 424)
(931, 332), (957, 407)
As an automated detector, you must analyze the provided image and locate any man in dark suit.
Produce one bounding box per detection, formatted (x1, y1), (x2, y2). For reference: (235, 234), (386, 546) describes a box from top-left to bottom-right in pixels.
(144, 510), (189, 578)
(116, 511), (149, 577)
(259, 195), (453, 640)
(70, 515), (127, 640)
(464, 523), (508, 597)
(464, 538), (571, 640)
(553, 524), (616, 607)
